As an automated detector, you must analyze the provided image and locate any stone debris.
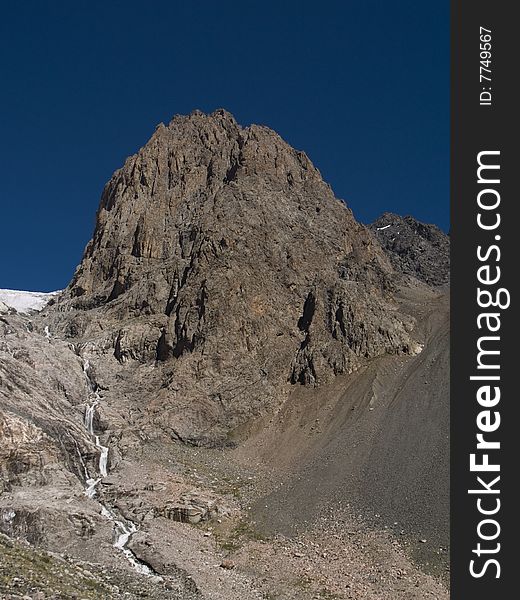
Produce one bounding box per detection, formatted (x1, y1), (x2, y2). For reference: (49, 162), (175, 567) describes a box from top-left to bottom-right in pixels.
(161, 491), (229, 524)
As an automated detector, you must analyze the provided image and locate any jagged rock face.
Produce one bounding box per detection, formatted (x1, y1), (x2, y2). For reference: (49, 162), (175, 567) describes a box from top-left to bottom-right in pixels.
(52, 110), (418, 443)
(0, 316), (96, 492)
(369, 213), (450, 287)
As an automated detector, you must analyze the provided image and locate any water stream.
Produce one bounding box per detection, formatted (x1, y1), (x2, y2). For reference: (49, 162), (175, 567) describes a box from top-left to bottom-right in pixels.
(81, 359), (110, 487)
(101, 506), (154, 576)
(79, 354), (154, 576)
(96, 437), (109, 478)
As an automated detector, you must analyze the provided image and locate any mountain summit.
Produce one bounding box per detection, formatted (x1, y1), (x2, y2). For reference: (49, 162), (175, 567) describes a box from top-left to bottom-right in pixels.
(53, 109), (418, 443)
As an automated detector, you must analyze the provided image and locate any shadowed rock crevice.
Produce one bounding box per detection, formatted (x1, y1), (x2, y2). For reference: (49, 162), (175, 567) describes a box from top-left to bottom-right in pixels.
(297, 290), (316, 333)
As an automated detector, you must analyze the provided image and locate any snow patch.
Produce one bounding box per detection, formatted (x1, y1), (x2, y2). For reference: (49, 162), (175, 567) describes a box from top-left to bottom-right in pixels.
(0, 289), (61, 314)
(376, 224), (392, 231)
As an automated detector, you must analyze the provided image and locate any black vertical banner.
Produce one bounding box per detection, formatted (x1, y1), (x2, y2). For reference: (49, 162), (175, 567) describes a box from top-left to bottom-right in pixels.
(451, 1), (517, 598)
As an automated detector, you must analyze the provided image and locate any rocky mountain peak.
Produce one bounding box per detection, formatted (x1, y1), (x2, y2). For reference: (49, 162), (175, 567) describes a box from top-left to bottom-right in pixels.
(69, 110), (326, 300)
(1, 111), (449, 597)
(50, 110), (419, 443)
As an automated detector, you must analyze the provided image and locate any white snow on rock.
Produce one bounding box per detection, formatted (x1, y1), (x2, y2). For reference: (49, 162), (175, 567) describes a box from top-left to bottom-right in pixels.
(0, 289), (61, 314)
(376, 224), (392, 231)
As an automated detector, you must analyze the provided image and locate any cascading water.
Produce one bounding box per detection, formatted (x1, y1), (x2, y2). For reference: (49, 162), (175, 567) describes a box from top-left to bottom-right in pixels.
(84, 403), (97, 435)
(96, 436), (108, 478)
(82, 360), (105, 491)
(78, 354), (155, 577)
(85, 477), (101, 499)
(100, 507), (155, 576)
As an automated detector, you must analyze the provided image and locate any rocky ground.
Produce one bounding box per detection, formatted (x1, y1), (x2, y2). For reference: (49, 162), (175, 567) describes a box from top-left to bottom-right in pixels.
(0, 287), (449, 598)
(243, 284), (449, 573)
(0, 532), (189, 600)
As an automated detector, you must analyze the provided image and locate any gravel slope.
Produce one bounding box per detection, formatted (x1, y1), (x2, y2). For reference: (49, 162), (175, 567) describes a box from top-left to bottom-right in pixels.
(239, 284), (449, 582)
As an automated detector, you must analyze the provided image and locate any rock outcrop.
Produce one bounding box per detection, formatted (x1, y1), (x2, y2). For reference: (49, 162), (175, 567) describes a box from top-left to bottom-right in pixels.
(47, 109), (418, 444)
(0, 315), (97, 493)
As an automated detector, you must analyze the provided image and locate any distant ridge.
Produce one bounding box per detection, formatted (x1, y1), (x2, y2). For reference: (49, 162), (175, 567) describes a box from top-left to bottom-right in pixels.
(369, 212), (450, 286)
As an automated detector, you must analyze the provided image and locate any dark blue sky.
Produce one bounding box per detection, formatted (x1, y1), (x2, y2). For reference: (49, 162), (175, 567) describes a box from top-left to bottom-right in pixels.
(0, 1), (449, 291)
